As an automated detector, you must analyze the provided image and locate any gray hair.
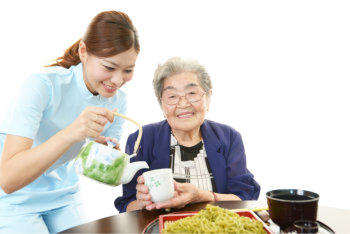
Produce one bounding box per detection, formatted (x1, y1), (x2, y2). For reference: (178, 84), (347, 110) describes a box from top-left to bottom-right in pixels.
(153, 56), (212, 105)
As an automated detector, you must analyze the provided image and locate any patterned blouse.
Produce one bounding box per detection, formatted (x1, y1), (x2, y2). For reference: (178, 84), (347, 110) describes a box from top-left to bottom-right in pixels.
(169, 134), (217, 192)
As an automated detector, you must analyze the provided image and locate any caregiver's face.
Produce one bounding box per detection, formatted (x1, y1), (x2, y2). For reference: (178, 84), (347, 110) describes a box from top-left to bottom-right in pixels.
(80, 42), (138, 98)
(161, 72), (210, 133)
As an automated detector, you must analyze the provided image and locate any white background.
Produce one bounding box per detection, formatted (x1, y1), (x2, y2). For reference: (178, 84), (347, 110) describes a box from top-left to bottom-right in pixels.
(0, 0), (349, 222)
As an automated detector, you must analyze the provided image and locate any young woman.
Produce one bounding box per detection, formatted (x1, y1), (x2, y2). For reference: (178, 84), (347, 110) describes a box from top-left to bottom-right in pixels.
(0, 10), (139, 233)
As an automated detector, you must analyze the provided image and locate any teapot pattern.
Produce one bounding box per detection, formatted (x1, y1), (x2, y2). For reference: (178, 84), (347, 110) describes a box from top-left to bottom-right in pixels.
(76, 112), (149, 186)
(77, 141), (129, 186)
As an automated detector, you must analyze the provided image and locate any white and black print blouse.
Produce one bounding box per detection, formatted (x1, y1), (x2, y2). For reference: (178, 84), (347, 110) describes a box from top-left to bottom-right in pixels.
(169, 133), (217, 192)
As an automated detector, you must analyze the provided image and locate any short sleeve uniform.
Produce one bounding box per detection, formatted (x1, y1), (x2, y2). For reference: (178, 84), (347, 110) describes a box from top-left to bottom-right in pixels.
(0, 63), (127, 216)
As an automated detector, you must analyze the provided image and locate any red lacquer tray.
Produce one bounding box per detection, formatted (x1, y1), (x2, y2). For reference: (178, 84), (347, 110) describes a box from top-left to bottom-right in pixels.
(158, 210), (273, 234)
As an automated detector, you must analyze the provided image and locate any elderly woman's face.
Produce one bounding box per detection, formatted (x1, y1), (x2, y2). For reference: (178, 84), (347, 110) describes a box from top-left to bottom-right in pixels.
(161, 72), (209, 133)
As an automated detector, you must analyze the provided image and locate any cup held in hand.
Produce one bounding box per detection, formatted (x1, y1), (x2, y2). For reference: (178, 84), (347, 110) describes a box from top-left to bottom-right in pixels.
(143, 168), (174, 203)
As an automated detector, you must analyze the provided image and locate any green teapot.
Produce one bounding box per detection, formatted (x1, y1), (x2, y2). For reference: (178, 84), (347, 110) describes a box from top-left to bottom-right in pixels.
(77, 112), (148, 186)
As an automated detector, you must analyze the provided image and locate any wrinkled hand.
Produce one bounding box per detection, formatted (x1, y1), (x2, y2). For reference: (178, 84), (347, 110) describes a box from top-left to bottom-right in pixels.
(154, 181), (200, 210)
(135, 175), (156, 210)
(64, 107), (115, 143)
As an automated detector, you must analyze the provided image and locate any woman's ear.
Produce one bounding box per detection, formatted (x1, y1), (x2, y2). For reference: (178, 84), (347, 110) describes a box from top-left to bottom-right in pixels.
(78, 40), (87, 62)
(206, 89), (212, 112)
(160, 102), (166, 119)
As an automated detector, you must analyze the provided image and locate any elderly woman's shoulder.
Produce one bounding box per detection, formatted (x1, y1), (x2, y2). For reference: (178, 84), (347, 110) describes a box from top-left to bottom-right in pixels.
(142, 120), (168, 130)
(203, 119), (241, 136)
(138, 120), (170, 136)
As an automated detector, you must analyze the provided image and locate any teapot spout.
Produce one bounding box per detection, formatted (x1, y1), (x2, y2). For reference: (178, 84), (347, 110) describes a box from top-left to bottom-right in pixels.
(119, 161), (149, 184)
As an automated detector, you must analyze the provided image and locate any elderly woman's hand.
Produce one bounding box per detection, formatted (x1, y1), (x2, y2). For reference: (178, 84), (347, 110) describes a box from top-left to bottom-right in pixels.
(154, 181), (200, 210)
(135, 175), (157, 210)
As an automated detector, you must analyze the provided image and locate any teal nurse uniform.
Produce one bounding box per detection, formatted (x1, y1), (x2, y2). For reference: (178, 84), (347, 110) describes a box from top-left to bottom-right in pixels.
(0, 63), (127, 233)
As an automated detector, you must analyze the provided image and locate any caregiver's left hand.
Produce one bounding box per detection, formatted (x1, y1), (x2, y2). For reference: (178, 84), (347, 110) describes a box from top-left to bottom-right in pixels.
(95, 136), (121, 150)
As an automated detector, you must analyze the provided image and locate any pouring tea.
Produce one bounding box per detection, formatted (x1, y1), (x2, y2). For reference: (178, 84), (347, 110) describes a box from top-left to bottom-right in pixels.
(76, 112), (149, 186)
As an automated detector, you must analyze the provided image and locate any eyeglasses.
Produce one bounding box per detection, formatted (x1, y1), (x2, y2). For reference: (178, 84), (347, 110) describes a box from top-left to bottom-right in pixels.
(162, 90), (206, 105)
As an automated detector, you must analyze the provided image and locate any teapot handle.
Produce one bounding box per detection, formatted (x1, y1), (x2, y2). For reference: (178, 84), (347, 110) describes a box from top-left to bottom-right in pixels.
(111, 111), (142, 155)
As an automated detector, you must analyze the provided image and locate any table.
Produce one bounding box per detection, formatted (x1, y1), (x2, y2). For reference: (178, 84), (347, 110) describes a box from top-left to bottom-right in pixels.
(61, 201), (349, 233)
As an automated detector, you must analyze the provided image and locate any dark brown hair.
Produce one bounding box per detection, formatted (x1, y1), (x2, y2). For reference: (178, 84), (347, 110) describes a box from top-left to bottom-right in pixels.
(47, 10), (140, 68)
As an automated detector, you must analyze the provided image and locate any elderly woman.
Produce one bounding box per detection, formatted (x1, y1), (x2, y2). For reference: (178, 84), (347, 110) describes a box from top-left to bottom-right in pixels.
(115, 57), (260, 212)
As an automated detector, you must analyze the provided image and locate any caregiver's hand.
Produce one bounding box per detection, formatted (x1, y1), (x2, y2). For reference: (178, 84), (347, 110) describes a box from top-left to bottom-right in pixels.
(155, 181), (200, 210)
(64, 107), (115, 143)
(95, 136), (121, 150)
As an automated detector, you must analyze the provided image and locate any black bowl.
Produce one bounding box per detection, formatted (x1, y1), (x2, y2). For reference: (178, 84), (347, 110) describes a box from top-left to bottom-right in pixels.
(266, 189), (319, 232)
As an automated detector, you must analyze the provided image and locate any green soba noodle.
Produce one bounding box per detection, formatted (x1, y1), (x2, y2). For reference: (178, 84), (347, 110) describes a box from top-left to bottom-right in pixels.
(162, 204), (267, 234)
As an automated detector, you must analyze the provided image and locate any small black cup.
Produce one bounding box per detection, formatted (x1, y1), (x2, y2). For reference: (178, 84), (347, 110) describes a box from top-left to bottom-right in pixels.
(293, 220), (319, 233)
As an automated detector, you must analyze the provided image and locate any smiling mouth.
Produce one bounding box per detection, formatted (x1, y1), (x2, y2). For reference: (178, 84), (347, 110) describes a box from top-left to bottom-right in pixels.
(103, 83), (118, 93)
(177, 112), (194, 119)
